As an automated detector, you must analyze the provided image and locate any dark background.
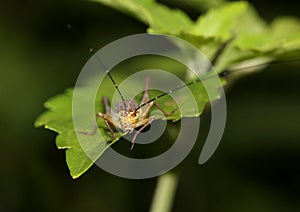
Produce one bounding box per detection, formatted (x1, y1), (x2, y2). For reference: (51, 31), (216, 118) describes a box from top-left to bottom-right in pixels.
(1, 0), (300, 211)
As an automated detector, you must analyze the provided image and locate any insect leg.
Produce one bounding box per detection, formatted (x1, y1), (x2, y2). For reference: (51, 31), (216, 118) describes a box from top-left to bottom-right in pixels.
(140, 101), (154, 118)
(102, 96), (111, 114)
(82, 96), (116, 143)
(81, 113), (100, 135)
(153, 102), (176, 117)
(140, 101), (176, 119)
(130, 116), (155, 150)
(141, 77), (150, 104)
(97, 112), (115, 143)
(139, 77), (155, 118)
(139, 77), (176, 118)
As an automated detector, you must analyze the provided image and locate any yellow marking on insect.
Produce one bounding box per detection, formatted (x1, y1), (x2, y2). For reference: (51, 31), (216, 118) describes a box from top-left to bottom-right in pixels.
(119, 110), (140, 131)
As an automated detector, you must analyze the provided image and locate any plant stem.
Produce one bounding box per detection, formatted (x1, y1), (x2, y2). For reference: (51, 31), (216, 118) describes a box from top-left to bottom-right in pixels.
(149, 172), (179, 212)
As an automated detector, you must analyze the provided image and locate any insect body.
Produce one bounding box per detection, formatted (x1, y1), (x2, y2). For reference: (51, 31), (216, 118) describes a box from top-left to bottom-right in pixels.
(93, 78), (171, 149)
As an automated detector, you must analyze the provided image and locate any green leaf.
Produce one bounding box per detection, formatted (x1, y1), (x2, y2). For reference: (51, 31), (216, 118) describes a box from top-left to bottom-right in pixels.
(270, 17), (300, 51)
(234, 17), (300, 52)
(35, 54), (224, 179)
(190, 1), (266, 40)
(35, 84), (124, 178)
(92, 0), (193, 34)
(170, 0), (227, 12)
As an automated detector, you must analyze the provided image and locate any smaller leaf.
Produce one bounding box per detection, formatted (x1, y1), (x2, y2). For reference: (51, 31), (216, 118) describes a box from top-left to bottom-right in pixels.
(266, 17), (300, 53)
(172, 0), (227, 12)
(234, 16), (300, 51)
(190, 1), (266, 40)
(93, 0), (193, 34)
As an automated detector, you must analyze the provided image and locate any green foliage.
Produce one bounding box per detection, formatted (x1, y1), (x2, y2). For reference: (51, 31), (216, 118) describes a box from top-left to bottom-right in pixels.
(35, 0), (300, 178)
(171, 0), (227, 12)
(91, 0), (194, 34)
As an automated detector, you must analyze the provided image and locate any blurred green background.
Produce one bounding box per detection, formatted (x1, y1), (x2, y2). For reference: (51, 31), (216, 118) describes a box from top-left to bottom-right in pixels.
(1, 0), (300, 211)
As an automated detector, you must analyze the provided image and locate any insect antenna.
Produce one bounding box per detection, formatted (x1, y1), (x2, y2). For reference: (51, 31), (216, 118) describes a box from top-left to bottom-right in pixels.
(135, 71), (229, 111)
(64, 23), (126, 106)
(228, 58), (300, 72)
(136, 57), (300, 111)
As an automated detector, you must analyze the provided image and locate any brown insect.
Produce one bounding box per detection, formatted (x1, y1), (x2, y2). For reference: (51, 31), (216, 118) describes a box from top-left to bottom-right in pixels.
(87, 77), (174, 149)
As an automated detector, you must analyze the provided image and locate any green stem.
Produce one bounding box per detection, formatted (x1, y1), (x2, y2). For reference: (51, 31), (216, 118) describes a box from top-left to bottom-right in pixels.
(149, 172), (179, 212)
